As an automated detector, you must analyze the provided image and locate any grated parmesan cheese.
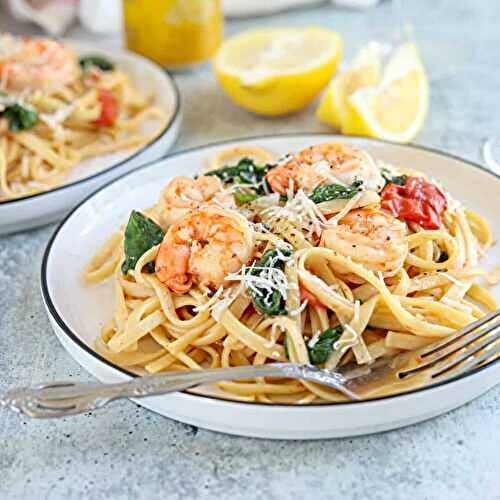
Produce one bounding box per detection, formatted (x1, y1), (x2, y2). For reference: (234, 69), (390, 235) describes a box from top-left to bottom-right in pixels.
(308, 330), (321, 348)
(193, 286), (225, 313)
(0, 93), (18, 112)
(225, 251), (292, 309)
(210, 284), (244, 322)
(262, 188), (328, 238)
(289, 299), (308, 317)
(265, 322), (286, 348)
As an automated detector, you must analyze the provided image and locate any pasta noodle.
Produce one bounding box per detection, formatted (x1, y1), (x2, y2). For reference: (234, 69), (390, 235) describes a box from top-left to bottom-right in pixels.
(0, 34), (169, 201)
(83, 141), (498, 403)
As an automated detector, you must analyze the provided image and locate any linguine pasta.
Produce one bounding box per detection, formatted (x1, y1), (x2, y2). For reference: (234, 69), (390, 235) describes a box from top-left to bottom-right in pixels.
(0, 34), (169, 201)
(84, 142), (498, 403)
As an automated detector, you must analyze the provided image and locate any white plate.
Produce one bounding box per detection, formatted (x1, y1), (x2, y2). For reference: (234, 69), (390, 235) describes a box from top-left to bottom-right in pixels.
(41, 134), (500, 439)
(0, 41), (181, 235)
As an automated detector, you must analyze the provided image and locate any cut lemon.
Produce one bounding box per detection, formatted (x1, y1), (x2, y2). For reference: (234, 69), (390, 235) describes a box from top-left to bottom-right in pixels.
(344, 43), (429, 143)
(317, 42), (382, 130)
(214, 27), (342, 116)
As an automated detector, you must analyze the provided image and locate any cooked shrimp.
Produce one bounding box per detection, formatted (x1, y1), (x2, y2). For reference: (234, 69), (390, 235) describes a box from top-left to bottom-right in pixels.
(155, 207), (254, 293)
(266, 143), (384, 195)
(0, 36), (79, 91)
(158, 175), (234, 227)
(321, 208), (407, 282)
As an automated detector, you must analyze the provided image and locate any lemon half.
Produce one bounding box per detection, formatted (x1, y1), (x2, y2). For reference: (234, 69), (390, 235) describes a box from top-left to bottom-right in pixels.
(214, 27), (342, 116)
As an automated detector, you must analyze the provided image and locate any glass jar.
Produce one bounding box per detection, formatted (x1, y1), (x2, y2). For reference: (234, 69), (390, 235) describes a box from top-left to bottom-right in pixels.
(123, 0), (223, 68)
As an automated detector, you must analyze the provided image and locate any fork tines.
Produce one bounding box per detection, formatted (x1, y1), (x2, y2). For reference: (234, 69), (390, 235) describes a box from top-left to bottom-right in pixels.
(400, 309), (500, 382)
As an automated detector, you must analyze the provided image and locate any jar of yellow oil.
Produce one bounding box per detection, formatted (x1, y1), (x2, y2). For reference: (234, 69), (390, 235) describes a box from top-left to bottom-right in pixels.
(123, 0), (223, 68)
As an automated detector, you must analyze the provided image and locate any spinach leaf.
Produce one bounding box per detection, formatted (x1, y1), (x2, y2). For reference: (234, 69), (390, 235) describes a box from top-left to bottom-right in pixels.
(205, 158), (275, 203)
(247, 248), (292, 316)
(121, 211), (164, 275)
(1, 103), (38, 132)
(309, 180), (363, 204)
(381, 168), (408, 187)
(308, 326), (343, 365)
(79, 55), (115, 72)
(205, 158), (268, 184)
(233, 190), (259, 204)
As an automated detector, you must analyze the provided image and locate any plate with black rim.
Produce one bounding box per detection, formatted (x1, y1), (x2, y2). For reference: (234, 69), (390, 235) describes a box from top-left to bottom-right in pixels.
(0, 41), (181, 235)
(41, 133), (500, 439)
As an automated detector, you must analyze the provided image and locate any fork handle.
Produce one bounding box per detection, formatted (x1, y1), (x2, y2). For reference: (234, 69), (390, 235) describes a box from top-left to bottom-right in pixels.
(0, 363), (355, 418)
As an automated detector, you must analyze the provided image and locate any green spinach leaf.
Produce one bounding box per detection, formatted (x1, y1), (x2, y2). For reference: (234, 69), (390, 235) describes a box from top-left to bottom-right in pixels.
(247, 248), (292, 316)
(309, 180), (363, 204)
(233, 190), (259, 204)
(308, 326), (343, 365)
(79, 55), (115, 72)
(205, 157), (275, 204)
(122, 211), (164, 275)
(1, 103), (38, 132)
(381, 168), (408, 187)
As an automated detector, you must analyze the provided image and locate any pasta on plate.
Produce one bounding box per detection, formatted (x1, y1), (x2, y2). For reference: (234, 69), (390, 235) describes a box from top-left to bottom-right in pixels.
(0, 33), (169, 201)
(84, 141), (498, 403)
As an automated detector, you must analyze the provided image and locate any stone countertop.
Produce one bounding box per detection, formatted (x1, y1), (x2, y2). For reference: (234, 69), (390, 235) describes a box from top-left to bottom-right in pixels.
(0, 1), (499, 499)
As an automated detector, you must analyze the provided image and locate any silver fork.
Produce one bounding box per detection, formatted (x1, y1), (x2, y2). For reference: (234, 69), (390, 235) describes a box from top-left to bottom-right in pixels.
(2, 310), (499, 418)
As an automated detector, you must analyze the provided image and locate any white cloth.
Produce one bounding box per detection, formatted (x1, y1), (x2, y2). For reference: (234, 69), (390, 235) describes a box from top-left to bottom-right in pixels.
(7, 0), (78, 36)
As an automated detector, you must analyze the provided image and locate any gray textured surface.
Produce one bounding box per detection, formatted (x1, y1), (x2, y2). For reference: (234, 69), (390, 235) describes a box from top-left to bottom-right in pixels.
(1, 1), (500, 499)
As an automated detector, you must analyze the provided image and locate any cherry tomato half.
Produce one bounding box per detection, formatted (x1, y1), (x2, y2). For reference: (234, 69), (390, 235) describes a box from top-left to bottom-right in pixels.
(381, 176), (447, 230)
(94, 88), (118, 127)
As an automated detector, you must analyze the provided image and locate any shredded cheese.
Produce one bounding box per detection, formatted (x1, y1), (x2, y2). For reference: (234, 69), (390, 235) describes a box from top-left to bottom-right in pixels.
(265, 322), (286, 348)
(262, 188), (328, 238)
(225, 247), (293, 309)
(289, 299), (308, 317)
(308, 330), (321, 348)
(193, 286), (225, 313)
(210, 284), (243, 322)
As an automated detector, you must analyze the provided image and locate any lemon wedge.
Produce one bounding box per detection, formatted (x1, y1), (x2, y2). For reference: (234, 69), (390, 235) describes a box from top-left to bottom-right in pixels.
(317, 42), (382, 130)
(344, 43), (429, 143)
(214, 27), (342, 116)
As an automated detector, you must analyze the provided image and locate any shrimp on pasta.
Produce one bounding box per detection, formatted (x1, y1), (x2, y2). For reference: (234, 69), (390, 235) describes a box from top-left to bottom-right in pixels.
(0, 35), (79, 91)
(321, 208), (408, 282)
(157, 175), (235, 228)
(266, 142), (384, 195)
(155, 206), (254, 293)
